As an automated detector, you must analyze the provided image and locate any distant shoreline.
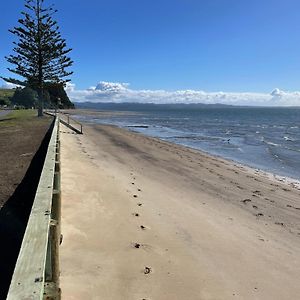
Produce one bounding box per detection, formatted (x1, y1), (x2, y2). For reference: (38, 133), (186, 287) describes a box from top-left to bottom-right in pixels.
(65, 108), (300, 183)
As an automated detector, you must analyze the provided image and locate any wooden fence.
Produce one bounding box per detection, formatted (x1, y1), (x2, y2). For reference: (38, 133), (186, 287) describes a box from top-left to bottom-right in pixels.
(6, 117), (61, 300)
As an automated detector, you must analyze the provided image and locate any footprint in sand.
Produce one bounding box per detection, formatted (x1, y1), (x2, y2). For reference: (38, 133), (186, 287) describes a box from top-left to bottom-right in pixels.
(133, 242), (141, 249)
(252, 190), (262, 195)
(275, 221), (284, 226)
(241, 199), (251, 204)
(255, 213), (264, 217)
(133, 242), (152, 250)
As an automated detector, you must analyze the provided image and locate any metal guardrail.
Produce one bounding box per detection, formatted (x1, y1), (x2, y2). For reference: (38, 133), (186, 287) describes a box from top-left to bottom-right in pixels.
(44, 110), (83, 134)
(6, 117), (61, 300)
(59, 114), (83, 134)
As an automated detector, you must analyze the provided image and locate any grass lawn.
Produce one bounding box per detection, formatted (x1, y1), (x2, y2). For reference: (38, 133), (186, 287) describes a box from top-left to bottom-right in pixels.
(0, 108), (52, 299)
(0, 109), (39, 127)
(0, 109), (52, 208)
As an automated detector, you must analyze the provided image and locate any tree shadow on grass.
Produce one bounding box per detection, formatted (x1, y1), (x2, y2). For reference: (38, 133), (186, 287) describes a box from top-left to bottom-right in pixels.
(0, 119), (54, 299)
(0, 118), (14, 123)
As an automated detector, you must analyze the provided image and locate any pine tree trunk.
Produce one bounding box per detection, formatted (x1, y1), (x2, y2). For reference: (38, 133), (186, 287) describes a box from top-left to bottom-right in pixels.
(37, 88), (43, 117)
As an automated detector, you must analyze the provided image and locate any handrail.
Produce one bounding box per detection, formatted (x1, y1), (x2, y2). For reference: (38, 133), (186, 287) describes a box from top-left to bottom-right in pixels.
(60, 113), (83, 134)
(6, 117), (61, 300)
(44, 110), (83, 134)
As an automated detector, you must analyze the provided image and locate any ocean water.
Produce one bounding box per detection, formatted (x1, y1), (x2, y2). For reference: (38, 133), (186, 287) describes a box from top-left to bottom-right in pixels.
(75, 106), (300, 180)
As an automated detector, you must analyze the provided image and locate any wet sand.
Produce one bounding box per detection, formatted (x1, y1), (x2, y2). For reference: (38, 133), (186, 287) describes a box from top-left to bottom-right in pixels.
(60, 122), (300, 300)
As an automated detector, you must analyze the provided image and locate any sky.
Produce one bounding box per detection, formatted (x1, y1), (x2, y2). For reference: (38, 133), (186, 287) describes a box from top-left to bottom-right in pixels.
(1, 0), (300, 105)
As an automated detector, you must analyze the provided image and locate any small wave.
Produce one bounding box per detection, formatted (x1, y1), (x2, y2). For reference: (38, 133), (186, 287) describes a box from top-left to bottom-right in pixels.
(265, 141), (280, 147)
(283, 136), (295, 142)
(169, 136), (197, 140)
(168, 135), (220, 141)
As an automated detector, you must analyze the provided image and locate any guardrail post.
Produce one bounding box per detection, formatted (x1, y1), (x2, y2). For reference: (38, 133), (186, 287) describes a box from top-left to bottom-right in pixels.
(44, 117), (61, 299)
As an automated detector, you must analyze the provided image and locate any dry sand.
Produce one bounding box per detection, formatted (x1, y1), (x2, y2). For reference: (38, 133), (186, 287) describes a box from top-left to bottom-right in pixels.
(60, 122), (300, 300)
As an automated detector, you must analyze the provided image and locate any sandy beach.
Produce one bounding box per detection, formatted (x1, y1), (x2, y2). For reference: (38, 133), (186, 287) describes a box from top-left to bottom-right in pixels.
(60, 121), (300, 300)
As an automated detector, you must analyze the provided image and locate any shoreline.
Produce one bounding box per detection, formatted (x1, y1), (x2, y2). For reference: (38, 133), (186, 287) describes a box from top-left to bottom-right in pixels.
(60, 121), (300, 299)
(68, 109), (300, 186)
(127, 124), (300, 191)
(129, 128), (300, 190)
(118, 130), (300, 187)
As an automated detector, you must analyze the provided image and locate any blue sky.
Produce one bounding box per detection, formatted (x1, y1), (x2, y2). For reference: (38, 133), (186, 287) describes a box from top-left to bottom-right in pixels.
(1, 0), (300, 105)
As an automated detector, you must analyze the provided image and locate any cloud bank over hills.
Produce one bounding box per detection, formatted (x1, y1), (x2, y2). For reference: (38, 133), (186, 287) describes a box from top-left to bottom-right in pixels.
(0, 81), (19, 89)
(2, 80), (300, 106)
(66, 82), (300, 106)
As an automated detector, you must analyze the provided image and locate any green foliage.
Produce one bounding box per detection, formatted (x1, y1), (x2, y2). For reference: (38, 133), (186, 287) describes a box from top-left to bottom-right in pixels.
(6, 84), (74, 109)
(45, 83), (74, 109)
(10, 87), (38, 108)
(0, 89), (14, 106)
(2, 0), (74, 114)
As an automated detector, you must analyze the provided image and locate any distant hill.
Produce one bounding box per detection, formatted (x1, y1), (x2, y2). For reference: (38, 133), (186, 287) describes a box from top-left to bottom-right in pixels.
(0, 86), (74, 108)
(74, 102), (232, 111)
(0, 89), (15, 106)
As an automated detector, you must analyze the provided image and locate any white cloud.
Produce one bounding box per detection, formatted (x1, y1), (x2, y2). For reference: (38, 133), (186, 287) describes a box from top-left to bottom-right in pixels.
(2, 79), (300, 106)
(0, 81), (19, 89)
(66, 81), (300, 106)
(95, 81), (129, 92)
(65, 82), (76, 92)
(270, 88), (283, 97)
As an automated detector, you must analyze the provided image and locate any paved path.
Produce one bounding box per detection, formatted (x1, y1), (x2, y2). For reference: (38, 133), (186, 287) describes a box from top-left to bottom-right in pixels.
(0, 110), (11, 118)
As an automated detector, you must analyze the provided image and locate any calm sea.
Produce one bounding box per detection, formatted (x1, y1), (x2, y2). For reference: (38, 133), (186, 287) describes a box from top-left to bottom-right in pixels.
(75, 106), (300, 180)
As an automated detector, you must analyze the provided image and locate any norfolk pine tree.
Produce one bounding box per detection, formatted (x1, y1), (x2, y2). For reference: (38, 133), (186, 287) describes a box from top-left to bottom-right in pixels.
(2, 0), (73, 116)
